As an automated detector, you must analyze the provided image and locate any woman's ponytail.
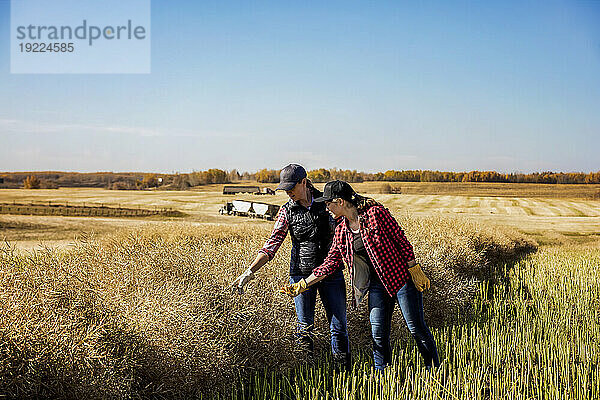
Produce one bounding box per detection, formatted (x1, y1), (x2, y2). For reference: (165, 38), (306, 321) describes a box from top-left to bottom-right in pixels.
(350, 193), (382, 214)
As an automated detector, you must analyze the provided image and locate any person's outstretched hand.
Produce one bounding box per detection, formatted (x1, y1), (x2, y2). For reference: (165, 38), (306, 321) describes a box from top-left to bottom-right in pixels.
(230, 268), (254, 294)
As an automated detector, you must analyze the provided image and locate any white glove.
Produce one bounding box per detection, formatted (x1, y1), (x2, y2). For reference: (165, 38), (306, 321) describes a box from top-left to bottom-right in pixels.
(231, 268), (254, 294)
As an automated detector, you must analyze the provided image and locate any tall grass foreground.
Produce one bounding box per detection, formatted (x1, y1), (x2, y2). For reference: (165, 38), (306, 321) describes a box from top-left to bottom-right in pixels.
(0, 214), (536, 398)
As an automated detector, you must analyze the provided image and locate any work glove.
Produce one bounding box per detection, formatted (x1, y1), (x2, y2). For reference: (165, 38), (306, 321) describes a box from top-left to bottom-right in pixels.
(231, 268), (254, 294)
(408, 263), (430, 292)
(280, 278), (308, 297)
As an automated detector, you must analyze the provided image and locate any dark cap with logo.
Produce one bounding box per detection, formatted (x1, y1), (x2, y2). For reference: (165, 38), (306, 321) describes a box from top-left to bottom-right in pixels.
(314, 180), (356, 202)
(276, 164), (307, 190)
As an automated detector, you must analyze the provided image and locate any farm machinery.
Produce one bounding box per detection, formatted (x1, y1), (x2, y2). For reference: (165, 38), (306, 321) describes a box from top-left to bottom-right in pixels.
(219, 199), (280, 220)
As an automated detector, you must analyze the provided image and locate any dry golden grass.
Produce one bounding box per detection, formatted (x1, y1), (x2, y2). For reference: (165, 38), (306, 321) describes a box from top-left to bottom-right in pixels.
(0, 212), (536, 398)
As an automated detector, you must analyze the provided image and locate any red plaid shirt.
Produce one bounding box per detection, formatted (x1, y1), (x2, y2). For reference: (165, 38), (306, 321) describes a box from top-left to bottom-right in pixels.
(312, 205), (414, 298)
(258, 207), (289, 260)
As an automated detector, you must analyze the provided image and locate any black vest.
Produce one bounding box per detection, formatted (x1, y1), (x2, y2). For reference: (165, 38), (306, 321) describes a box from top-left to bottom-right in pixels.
(283, 188), (336, 276)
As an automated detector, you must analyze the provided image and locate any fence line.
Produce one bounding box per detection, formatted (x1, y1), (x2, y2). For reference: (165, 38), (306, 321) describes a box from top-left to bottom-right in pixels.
(0, 202), (176, 218)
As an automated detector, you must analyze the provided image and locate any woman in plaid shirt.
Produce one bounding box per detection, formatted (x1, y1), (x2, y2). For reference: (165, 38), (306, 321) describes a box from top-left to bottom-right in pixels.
(282, 180), (440, 371)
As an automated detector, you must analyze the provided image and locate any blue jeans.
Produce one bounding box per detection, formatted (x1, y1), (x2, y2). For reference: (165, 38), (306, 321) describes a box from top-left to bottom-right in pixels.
(290, 270), (350, 365)
(368, 277), (440, 371)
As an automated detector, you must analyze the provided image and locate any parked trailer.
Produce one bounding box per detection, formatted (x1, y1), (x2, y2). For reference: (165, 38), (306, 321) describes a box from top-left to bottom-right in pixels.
(232, 200), (252, 216)
(219, 200), (280, 220)
(251, 202), (280, 218)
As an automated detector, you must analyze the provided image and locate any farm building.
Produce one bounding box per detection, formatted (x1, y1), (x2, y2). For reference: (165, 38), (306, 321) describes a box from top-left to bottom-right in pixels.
(223, 186), (260, 195)
(222, 186), (275, 195)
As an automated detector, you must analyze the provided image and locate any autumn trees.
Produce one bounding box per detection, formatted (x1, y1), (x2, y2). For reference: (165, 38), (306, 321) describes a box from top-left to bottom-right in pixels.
(23, 175), (40, 189)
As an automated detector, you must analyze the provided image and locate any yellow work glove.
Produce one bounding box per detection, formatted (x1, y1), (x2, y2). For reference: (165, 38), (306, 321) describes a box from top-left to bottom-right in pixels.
(408, 263), (430, 292)
(280, 278), (308, 297)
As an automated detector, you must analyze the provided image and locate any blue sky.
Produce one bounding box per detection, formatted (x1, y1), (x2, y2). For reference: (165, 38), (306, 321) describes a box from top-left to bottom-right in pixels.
(0, 0), (599, 173)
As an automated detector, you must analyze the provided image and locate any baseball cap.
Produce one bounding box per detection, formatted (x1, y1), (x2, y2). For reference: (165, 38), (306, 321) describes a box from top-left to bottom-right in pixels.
(314, 180), (356, 202)
(276, 164), (307, 190)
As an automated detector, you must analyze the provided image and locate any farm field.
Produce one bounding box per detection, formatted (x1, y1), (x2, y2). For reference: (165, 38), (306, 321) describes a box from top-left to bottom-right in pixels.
(3, 0), (598, 398)
(355, 181), (600, 199)
(224, 244), (600, 400)
(1, 182), (599, 251)
(0, 182), (599, 398)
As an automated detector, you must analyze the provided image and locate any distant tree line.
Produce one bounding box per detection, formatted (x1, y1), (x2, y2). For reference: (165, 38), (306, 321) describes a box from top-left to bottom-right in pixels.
(305, 169), (600, 184)
(366, 170), (600, 184)
(22, 175), (58, 189)
(0, 170), (236, 190)
(233, 168), (600, 184)
(2, 169), (599, 190)
(1, 172), (151, 189)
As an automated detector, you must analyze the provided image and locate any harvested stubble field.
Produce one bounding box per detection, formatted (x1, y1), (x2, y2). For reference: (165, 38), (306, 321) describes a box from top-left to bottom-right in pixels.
(226, 245), (600, 400)
(1, 183), (599, 250)
(355, 181), (600, 199)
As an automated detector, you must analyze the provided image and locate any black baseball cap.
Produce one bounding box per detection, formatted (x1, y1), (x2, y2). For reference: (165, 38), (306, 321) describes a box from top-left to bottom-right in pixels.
(276, 164), (307, 190)
(314, 180), (356, 202)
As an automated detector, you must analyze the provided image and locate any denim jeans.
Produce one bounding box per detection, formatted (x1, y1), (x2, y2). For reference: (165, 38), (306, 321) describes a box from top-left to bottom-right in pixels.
(290, 269), (350, 366)
(368, 276), (440, 371)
